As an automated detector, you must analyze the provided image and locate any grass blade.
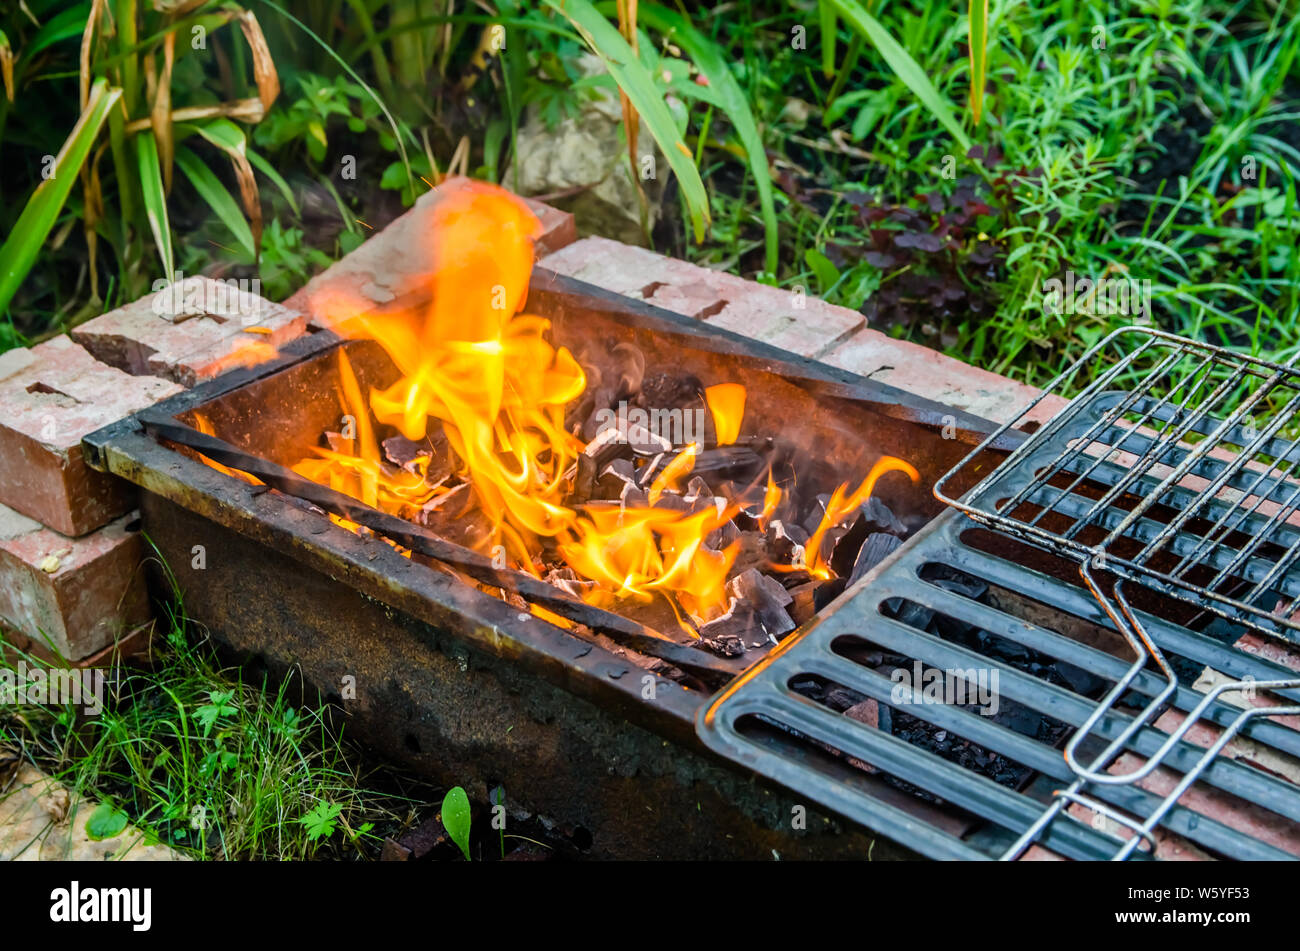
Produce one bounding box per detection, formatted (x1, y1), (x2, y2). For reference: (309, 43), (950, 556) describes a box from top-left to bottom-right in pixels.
(136, 130), (175, 283)
(968, 0), (989, 125)
(545, 0), (711, 241)
(827, 0), (971, 151)
(174, 145), (256, 261)
(0, 78), (121, 316)
(637, 4), (778, 272)
(819, 1), (837, 79)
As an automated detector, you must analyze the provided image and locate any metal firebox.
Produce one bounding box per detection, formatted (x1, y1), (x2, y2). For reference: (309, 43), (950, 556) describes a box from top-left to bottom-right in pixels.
(83, 268), (1008, 859)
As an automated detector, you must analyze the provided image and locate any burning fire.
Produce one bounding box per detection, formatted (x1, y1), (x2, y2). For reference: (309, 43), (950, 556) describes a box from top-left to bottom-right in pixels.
(279, 180), (917, 630)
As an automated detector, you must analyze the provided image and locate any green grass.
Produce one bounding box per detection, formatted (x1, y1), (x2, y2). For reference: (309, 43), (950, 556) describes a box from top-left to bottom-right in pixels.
(0, 604), (417, 860)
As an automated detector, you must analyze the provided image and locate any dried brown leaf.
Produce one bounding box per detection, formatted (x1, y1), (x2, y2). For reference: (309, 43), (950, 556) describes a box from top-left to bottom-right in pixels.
(237, 10), (279, 113)
(79, 0), (106, 110)
(0, 39), (14, 104)
(151, 31), (175, 193)
(230, 150), (262, 256)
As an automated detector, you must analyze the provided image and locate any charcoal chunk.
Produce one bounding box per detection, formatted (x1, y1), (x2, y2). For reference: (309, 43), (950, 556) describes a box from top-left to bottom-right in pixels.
(848, 532), (903, 586)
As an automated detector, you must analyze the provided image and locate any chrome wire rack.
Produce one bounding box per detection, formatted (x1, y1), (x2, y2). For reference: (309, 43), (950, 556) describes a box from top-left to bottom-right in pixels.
(935, 327), (1300, 642)
(935, 326), (1300, 860)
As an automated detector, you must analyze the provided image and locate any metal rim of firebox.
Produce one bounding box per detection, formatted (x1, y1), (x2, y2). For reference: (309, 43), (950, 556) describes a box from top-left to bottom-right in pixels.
(697, 509), (1300, 861)
(933, 326), (1300, 643)
(81, 269), (1032, 831)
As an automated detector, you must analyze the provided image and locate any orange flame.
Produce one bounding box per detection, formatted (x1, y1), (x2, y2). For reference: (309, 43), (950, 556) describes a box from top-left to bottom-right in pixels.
(803, 457), (920, 579)
(704, 383), (746, 446)
(269, 179), (917, 630)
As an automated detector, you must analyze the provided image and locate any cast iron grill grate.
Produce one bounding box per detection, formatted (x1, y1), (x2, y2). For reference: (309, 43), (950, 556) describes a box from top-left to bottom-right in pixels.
(699, 328), (1300, 860)
(697, 512), (1300, 860)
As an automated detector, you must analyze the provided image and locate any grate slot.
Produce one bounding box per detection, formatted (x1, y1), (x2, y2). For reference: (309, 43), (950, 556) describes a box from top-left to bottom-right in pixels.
(744, 689), (1129, 860)
(900, 561), (1300, 758)
(1011, 482), (1300, 603)
(862, 591), (1300, 822)
(799, 653), (1294, 860)
(943, 540), (1300, 706)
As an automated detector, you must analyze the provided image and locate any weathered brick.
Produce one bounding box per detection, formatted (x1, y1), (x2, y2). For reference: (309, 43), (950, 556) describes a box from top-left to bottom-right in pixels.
(288, 184), (577, 326)
(0, 503), (149, 662)
(520, 195), (577, 257)
(822, 328), (1067, 425)
(71, 276), (308, 387)
(542, 237), (865, 357)
(703, 285), (863, 358)
(0, 336), (183, 536)
(542, 235), (686, 295)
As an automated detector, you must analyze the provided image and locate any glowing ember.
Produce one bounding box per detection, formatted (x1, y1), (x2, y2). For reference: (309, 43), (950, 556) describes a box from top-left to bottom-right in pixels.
(249, 179), (918, 634)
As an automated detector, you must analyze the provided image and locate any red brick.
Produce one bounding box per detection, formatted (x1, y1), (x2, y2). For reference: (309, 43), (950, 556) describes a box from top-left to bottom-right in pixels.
(520, 196), (577, 257)
(822, 328), (1068, 425)
(288, 182), (576, 327)
(0, 503), (150, 662)
(72, 276), (308, 387)
(541, 236), (685, 295)
(0, 336), (183, 536)
(542, 237), (865, 357)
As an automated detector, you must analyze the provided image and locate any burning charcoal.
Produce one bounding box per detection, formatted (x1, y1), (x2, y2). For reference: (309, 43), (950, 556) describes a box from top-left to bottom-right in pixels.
(1052, 660), (1105, 697)
(803, 493), (835, 537)
(883, 596), (934, 632)
(786, 582), (818, 625)
(697, 599), (758, 655)
(705, 519), (741, 552)
(603, 457), (636, 484)
(848, 533), (903, 586)
(699, 630), (747, 657)
(682, 476), (711, 502)
(593, 458), (637, 500)
(382, 435), (427, 472)
(730, 530), (772, 576)
(687, 494), (723, 517)
(620, 482), (649, 508)
(639, 371), (703, 411)
(764, 519), (808, 565)
(825, 686), (868, 711)
(650, 493), (691, 513)
(788, 677), (826, 702)
(545, 566), (598, 600)
(573, 453), (599, 504)
(325, 431), (351, 453)
(383, 432), (452, 482)
(637, 453), (665, 486)
(860, 496), (908, 536)
(813, 577), (847, 611)
(728, 568), (795, 640)
(829, 497), (909, 576)
(643, 447), (762, 483)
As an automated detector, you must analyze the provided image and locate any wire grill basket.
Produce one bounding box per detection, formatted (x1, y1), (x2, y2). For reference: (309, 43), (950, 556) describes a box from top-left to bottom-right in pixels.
(935, 326), (1300, 642)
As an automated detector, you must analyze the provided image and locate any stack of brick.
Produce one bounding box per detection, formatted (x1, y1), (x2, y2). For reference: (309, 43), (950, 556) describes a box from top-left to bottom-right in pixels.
(0, 277), (309, 664)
